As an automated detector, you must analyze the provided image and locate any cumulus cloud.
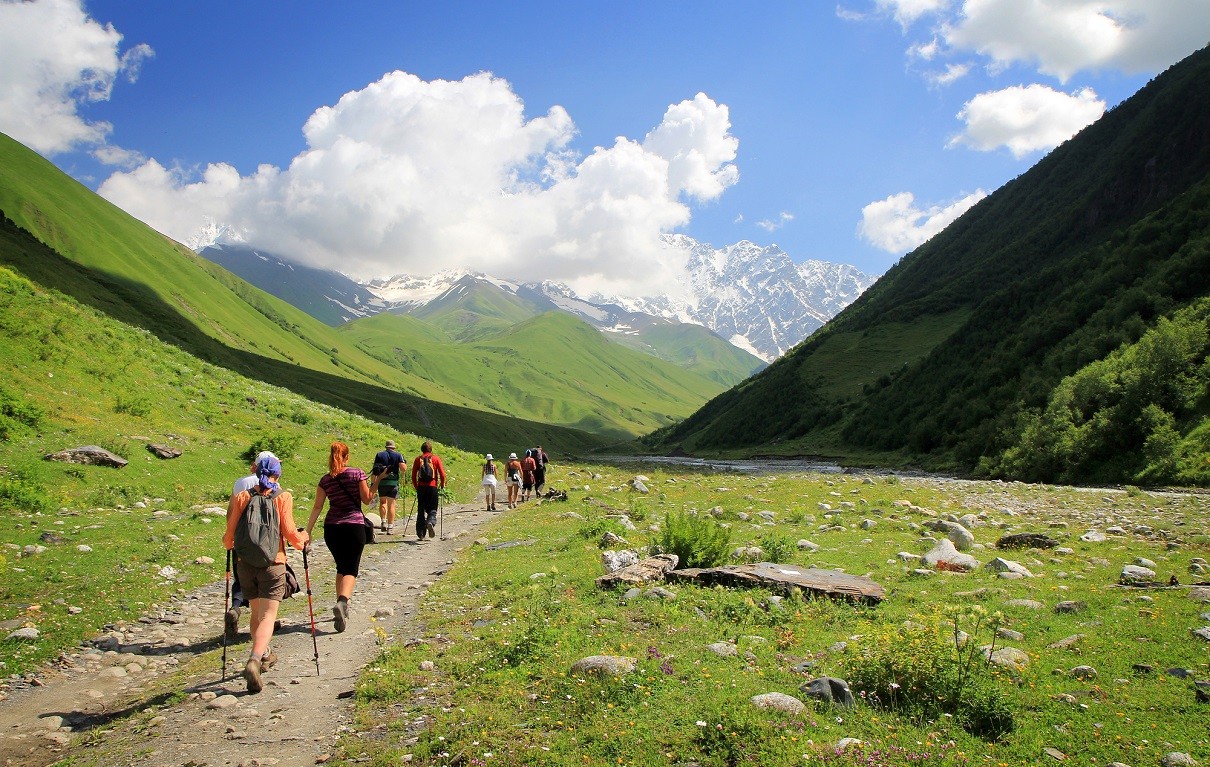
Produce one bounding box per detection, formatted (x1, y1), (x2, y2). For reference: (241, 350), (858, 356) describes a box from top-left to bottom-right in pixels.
(0, 0), (151, 154)
(943, 0), (1210, 82)
(858, 189), (986, 252)
(949, 84), (1105, 157)
(98, 71), (739, 298)
(756, 212), (794, 232)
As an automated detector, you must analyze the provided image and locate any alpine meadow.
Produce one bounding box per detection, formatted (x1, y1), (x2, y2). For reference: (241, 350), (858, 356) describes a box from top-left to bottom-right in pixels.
(0, 10), (1209, 767)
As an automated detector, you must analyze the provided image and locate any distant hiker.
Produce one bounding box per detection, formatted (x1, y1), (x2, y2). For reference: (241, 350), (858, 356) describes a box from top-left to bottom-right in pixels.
(223, 453), (309, 694)
(371, 439), (405, 534)
(305, 441), (374, 634)
(411, 441), (447, 539)
(521, 449), (537, 501)
(481, 453), (499, 511)
(532, 445), (549, 495)
(505, 452), (522, 509)
(225, 450), (276, 642)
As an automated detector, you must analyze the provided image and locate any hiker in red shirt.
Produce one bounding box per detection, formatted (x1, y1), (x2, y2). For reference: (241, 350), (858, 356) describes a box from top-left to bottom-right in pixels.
(411, 441), (446, 540)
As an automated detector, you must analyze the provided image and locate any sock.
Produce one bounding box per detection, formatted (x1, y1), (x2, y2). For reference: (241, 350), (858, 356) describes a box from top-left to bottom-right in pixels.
(248, 650), (260, 662)
(337, 595), (349, 605)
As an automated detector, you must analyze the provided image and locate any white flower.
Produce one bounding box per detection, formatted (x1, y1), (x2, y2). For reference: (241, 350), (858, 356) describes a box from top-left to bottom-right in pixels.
(696, 720), (707, 727)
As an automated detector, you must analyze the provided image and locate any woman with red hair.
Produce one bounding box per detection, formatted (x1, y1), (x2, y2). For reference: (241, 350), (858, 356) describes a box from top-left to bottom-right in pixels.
(305, 442), (373, 633)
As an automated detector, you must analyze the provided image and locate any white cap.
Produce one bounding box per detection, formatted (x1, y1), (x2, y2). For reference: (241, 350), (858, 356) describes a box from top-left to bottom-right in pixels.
(485, 453), (494, 460)
(509, 452), (518, 459)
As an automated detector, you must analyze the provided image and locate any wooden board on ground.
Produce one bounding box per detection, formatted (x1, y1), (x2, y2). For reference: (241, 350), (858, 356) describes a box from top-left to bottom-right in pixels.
(666, 562), (886, 605)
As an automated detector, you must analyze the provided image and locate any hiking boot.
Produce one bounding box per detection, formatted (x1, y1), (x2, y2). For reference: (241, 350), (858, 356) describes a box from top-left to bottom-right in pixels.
(332, 601), (348, 633)
(380, 520), (387, 532)
(224, 608), (240, 642)
(426, 522), (436, 539)
(243, 658), (263, 694)
(387, 523), (394, 534)
(260, 649), (278, 672)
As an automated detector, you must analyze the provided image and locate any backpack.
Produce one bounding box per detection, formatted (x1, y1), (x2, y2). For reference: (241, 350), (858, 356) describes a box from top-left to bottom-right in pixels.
(418, 454), (435, 483)
(234, 489), (281, 569)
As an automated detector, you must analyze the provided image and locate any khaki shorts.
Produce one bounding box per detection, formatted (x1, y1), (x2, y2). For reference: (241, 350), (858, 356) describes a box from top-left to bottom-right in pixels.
(235, 560), (288, 602)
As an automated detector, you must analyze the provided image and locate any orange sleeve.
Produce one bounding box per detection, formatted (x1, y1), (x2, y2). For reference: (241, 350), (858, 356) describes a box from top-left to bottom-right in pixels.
(276, 492), (305, 560)
(224, 491), (251, 550)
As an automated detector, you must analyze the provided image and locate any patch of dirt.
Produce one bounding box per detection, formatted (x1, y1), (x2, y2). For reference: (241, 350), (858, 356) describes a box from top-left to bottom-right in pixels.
(0, 501), (497, 767)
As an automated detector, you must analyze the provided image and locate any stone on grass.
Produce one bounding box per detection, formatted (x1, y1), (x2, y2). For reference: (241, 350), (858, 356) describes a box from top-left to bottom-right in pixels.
(1120, 564), (1157, 584)
(925, 520), (975, 551)
(1160, 753), (1196, 767)
(800, 676), (855, 708)
(750, 692), (805, 713)
(984, 646), (1030, 675)
(1055, 600), (1087, 614)
(570, 655), (637, 677)
(922, 539), (980, 572)
(986, 557), (1034, 577)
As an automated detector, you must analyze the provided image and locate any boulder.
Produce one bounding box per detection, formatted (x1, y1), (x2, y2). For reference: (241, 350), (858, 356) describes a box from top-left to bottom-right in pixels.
(800, 676), (856, 708)
(44, 446), (127, 468)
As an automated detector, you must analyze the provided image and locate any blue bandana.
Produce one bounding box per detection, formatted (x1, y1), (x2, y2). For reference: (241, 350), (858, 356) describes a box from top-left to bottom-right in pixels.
(255, 453), (282, 493)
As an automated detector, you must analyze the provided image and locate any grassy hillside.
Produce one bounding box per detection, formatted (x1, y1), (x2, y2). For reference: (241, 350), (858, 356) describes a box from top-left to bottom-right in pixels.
(645, 45), (1210, 485)
(340, 310), (732, 439)
(412, 278), (547, 341)
(607, 320), (765, 387)
(0, 264), (489, 675)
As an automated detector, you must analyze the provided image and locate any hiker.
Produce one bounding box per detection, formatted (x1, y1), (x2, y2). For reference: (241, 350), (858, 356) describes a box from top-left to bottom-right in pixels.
(223, 453), (309, 694)
(532, 445), (549, 495)
(371, 439), (405, 534)
(224, 451), (277, 641)
(411, 441), (446, 539)
(505, 452), (522, 508)
(481, 453), (499, 511)
(305, 441), (373, 634)
(521, 449), (537, 501)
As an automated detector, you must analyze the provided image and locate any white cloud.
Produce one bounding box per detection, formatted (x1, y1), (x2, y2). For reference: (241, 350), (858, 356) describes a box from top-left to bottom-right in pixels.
(858, 189), (986, 252)
(876, 0), (951, 28)
(92, 144), (145, 168)
(943, 0), (1210, 82)
(927, 62), (972, 86)
(0, 0), (151, 154)
(949, 84), (1105, 157)
(757, 212), (794, 232)
(98, 72), (739, 299)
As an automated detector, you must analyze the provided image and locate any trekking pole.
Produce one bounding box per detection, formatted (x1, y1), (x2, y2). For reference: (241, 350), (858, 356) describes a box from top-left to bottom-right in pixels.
(402, 492), (415, 539)
(221, 549), (231, 682)
(300, 537), (321, 676)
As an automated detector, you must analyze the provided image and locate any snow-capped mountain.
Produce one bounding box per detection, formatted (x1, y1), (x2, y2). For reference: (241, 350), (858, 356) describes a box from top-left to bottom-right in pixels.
(591, 235), (876, 361)
(199, 235), (875, 361)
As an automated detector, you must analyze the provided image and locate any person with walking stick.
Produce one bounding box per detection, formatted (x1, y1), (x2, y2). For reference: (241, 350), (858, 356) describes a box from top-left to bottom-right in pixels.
(223, 454), (309, 694)
(410, 441), (446, 540)
(306, 441), (374, 633)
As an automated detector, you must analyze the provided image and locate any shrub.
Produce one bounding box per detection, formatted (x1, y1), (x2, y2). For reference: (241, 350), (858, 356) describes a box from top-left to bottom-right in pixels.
(758, 532), (796, 563)
(842, 605), (1014, 740)
(113, 394), (152, 417)
(240, 432), (303, 463)
(656, 510), (731, 569)
(0, 387), (42, 440)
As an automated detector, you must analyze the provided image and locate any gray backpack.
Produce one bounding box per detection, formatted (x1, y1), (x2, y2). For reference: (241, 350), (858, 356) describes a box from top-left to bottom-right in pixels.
(234, 489), (281, 568)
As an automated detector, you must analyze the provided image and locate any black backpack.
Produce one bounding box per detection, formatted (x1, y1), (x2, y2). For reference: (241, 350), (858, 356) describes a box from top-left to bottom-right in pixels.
(234, 489), (281, 568)
(418, 454), (435, 483)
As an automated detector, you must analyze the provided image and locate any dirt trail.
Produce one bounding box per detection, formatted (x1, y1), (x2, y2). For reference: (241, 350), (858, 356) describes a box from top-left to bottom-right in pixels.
(0, 501), (496, 767)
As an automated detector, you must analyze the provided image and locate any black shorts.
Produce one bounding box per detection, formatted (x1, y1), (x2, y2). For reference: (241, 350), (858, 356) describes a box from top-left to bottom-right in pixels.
(323, 521), (367, 577)
(378, 482), (399, 499)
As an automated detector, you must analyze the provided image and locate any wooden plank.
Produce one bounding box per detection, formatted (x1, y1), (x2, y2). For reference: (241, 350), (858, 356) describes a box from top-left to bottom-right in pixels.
(666, 562), (885, 605)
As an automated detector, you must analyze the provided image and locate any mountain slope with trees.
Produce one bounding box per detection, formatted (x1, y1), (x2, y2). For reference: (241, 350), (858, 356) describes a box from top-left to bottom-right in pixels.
(644, 45), (1210, 486)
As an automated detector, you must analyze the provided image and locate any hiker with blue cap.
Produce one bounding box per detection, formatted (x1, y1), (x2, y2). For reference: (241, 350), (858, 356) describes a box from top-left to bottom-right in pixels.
(223, 453), (309, 693)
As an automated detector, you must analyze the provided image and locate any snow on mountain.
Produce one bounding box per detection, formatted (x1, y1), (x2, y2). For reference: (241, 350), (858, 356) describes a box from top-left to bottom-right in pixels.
(581, 235), (876, 361)
(356, 236), (876, 361)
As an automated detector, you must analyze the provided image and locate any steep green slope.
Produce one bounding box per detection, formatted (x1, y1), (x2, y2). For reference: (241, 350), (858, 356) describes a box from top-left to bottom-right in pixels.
(0, 135), (608, 455)
(413, 278), (547, 341)
(340, 310), (732, 439)
(607, 321), (765, 387)
(645, 45), (1210, 484)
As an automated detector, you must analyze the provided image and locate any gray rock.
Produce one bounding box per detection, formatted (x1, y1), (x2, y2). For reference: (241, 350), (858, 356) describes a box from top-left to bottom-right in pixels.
(1080, 530), (1106, 543)
(44, 445), (128, 468)
(601, 549), (639, 573)
(984, 646), (1030, 675)
(7, 627), (39, 641)
(996, 628), (1025, 642)
(1191, 627), (1210, 642)
(569, 655), (637, 677)
(750, 692), (805, 713)
(925, 520), (975, 551)
(1055, 600), (1087, 614)
(1160, 753), (1196, 767)
(922, 539), (980, 572)
(1120, 564), (1156, 584)
(707, 642), (738, 657)
(800, 676), (856, 708)
(1070, 665), (1098, 680)
(986, 557), (1034, 577)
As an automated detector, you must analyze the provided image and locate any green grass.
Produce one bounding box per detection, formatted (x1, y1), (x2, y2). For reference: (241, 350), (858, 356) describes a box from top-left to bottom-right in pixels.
(337, 466), (1210, 767)
(0, 265), (482, 676)
(341, 311), (733, 438)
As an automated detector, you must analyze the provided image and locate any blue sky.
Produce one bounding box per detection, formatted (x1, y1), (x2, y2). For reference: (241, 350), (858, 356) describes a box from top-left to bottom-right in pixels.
(2, 1), (1208, 297)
